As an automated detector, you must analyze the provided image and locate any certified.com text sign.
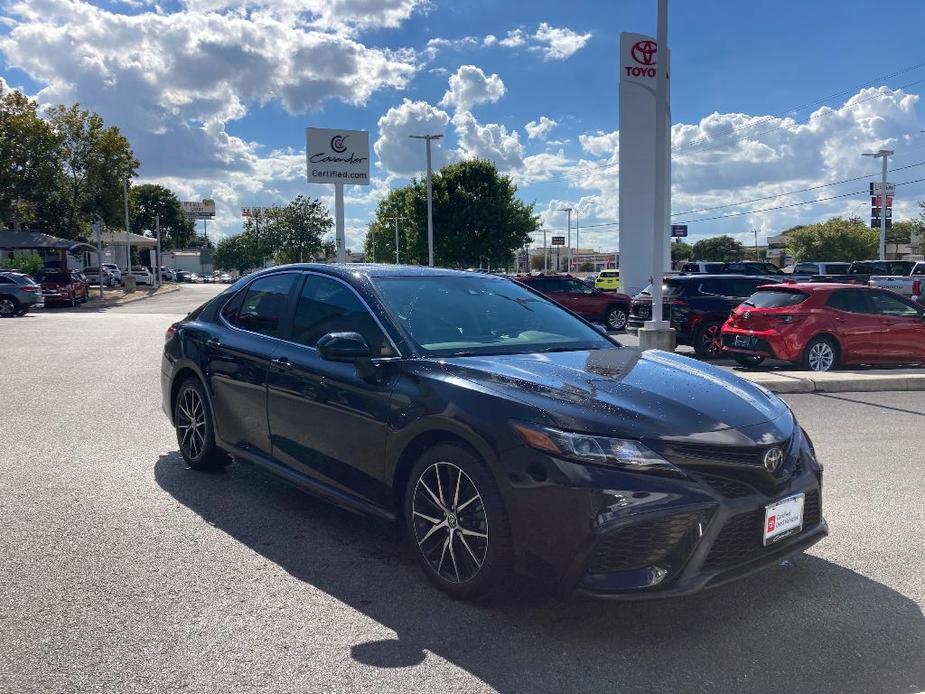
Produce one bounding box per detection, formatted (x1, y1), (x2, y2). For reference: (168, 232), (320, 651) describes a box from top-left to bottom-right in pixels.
(305, 128), (370, 185)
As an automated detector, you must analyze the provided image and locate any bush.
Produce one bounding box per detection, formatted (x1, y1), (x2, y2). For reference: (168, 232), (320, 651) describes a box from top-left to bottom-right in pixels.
(1, 251), (44, 276)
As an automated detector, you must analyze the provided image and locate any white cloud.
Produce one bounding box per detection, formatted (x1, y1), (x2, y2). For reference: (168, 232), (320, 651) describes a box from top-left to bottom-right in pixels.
(530, 22), (591, 61)
(525, 115), (558, 140)
(483, 34), (498, 47)
(579, 129), (619, 159)
(452, 110), (524, 172)
(499, 28), (526, 48)
(438, 65), (505, 112)
(374, 99), (450, 176)
(178, 0), (426, 31)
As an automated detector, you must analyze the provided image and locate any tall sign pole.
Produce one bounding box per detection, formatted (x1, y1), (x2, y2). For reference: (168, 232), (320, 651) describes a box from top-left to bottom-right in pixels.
(155, 214), (161, 288)
(863, 149), (893, 260)
(650, 0), (669, 328)
(306, 128), (370, 264)
(93, 218), (104, 298)
(410, 134), (443, 266)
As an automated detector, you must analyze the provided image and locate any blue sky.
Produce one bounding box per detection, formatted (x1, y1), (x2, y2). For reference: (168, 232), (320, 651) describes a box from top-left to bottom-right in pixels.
(3, 0), (925, 253)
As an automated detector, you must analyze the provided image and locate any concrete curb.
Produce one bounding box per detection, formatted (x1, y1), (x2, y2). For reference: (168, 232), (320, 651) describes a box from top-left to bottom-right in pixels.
(85, 284), (180, 308)
(738, 370), (925, 394)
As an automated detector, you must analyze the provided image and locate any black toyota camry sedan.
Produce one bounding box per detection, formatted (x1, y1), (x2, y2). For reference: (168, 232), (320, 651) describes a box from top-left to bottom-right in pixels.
(162, 264), (827, 600)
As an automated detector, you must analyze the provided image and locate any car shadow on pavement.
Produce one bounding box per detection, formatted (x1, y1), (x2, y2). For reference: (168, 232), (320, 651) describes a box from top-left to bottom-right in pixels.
(154, 452), (925, 694)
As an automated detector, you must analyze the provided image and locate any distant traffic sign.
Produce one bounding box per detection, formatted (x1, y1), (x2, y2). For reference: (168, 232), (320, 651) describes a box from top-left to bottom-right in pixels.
(551, 236), (566, 246)
(670, 224), (688, 238)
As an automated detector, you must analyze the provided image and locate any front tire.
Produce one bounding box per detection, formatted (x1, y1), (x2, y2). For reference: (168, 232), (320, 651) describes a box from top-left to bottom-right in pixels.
(174, 378), (230, 471)
(802, 336), (838, 372)
(693, 320), (723, 359)
(405, 442), (513, 600)
(605, 305), (628, 331)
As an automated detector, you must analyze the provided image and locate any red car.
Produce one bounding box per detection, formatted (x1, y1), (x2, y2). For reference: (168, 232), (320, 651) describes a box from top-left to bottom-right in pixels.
(35, 268), (90, 307)
(514, 274), (633, 331)
(721, 283), (925, 371)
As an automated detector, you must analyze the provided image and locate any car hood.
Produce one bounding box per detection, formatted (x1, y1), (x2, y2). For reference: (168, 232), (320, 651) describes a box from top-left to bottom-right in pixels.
(439, 347), (791, 442)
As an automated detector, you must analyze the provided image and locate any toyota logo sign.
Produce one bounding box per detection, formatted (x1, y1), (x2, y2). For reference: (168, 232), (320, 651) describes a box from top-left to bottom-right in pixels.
(631, 40), (657, 66)
(763, 447), (784, 473)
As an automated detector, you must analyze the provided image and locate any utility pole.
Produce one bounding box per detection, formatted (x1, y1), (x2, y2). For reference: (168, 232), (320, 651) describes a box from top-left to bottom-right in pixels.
(863, 148), (893, 260)
(123, 178), (135, 290)
(561, 207), (573, 272)
(155, 215), (161, 288)
(410, 133), (443, 266)
(753, 229), (759, 261)
(543, 228), (548, 273)
(387, 215), (406, 264)
(93, 218), (104, 298)
(575, 211), (580, 268)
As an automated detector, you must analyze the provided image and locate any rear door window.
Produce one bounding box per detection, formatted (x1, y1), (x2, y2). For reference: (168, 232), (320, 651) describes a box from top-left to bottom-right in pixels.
(794, 263), (818, 274)
(869, 291), (920, 318)
(826, 289), (872, 314)
(234, 273), (298, 337)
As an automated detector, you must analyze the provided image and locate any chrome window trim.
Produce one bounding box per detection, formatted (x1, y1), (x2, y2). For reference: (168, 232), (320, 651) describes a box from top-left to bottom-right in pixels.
(218, 269), (404, 359)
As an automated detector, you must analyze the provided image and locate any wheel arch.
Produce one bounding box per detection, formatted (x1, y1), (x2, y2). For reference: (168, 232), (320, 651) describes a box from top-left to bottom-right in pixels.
(168, 364), (207, 425)
(805, 331), (843, 358)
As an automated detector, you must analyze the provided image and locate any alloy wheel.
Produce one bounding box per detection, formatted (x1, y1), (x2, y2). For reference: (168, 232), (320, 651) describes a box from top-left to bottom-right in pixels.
(176, 387), (207, 460)
(807, 342), (835, 372)
(412, 461), (489, 584)
(0, 298), (15, 317)
(700, 324), (722, 357)
(607, 308), (628, 331)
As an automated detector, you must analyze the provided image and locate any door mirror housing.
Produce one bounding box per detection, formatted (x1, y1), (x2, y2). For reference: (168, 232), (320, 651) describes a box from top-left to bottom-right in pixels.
(317, 332), (372, 362)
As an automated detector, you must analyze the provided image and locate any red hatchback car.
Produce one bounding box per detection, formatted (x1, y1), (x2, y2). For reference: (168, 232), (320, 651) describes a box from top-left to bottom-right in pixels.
(514, 274), (633, 330)
(721, 283), (925, 371)
(35, 268), (90, 307)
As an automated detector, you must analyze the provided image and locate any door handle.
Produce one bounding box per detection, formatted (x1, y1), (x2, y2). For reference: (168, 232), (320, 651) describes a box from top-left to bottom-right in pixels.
(271, 356), (293, 370)
(206, 338), (222, 349)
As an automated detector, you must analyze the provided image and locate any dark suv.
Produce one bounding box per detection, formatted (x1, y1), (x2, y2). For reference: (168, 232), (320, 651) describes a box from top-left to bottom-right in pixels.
(629, 275), (782, 358)
(0, 271), (43, 316)
(514, 274), (633, 331)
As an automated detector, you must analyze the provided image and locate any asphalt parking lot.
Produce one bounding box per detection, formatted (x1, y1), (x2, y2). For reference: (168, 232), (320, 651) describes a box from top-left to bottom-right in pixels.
(1, 284), (923, 694)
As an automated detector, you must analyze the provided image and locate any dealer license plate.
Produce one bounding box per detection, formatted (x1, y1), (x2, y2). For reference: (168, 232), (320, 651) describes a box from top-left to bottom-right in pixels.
(763, 493), (804, 546)
(734, 335), (756, 348)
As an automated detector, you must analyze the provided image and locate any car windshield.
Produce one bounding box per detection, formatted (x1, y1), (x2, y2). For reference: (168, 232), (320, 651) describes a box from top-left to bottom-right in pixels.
(742, 290), (809, 308)
(373, 275), (614, 357)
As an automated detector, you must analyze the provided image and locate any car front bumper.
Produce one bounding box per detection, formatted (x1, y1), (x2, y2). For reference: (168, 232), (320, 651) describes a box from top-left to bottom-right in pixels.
(500, 443), (826, 600)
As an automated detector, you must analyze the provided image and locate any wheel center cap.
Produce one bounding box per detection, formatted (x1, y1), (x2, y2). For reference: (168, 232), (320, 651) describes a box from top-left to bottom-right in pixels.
(447, 513), (457, 528)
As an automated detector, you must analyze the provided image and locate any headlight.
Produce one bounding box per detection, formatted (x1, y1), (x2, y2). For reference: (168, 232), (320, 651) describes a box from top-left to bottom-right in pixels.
(512, 422), (680, 473)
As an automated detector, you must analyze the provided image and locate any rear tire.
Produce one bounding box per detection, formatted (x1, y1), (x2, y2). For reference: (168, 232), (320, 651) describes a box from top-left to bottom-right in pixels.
(801, 336), (838, 372)
(734, 353), (766, 369)
(174, 377), (230, 471)
(693, 320), (723, 359)
(0, 297), (18, 317)
(604, 305), (628, 331)
(405, 442), (513, 600)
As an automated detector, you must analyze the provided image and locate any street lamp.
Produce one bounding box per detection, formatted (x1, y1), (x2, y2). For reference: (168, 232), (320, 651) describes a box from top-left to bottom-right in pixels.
(409, 133), (443, 266)
(862, 148), (893, 260)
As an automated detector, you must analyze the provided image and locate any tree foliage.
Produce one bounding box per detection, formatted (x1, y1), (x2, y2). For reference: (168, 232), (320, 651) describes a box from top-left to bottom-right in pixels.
(670, 240), (693, 263)
(785, 217), (878, 262)
(264, 195), (333, 264)
(366, 159), (539, 268)
(129, 184), (196, 250)
(1, 251), (44, 275)
(690, 235), (746, 262)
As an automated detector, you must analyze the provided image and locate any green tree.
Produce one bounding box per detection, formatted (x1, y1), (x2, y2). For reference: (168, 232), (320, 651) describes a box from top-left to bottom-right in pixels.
(213, 234), (256, 274)
(690, 235), (746, 261)
(530, 253), (546, 270)
(0, 251), (44, 275)
(671, 240), (693, 263)
(366, 159), (539, 267)
(264, 195), (333, 264)
(785, 217), (878, 262)
(578, 261), (594, 272)
(0, 87), (61, 230)
(44, 104), (138, 239)
(129, 184), (195, 249)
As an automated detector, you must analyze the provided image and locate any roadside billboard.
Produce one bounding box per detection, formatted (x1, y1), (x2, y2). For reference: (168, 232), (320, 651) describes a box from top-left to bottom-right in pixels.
(181, 200), (216, 219)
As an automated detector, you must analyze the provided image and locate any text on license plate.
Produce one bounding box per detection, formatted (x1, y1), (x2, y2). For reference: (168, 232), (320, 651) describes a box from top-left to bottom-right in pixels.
(734, 335), (757, 348)
(763, 493), (804, 546)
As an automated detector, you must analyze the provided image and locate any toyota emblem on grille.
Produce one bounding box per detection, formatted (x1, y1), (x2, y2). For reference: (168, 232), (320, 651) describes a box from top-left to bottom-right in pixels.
(763, 447), (783, 473)
(744, 311), (751, 320)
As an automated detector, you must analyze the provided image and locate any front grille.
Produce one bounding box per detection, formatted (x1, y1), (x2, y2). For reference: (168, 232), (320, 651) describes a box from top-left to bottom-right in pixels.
(587, 513), (699, 574)
(703, 488), (821, 571)
(695, 472), (757, 498)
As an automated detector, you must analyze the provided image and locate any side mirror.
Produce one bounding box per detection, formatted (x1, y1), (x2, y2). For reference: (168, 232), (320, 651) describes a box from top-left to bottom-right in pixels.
(317, 332), (372, 362)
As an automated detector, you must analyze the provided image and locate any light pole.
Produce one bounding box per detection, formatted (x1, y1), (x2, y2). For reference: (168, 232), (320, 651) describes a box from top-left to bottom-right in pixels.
(387, 215), (406, 264)
(753, 229), (759, 261)
(123, 178), (135, 290)
(862, 148), (893, 260)
(155, 214), (161, 288)
(410, 133), (443, 266)
(543, 228), (548, 273)
(575, 211), (580, 268)
(561, 207), (572, 272)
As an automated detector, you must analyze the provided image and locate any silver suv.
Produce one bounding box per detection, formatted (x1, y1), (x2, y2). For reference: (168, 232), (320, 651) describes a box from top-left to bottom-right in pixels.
(0, 271), (43, 317)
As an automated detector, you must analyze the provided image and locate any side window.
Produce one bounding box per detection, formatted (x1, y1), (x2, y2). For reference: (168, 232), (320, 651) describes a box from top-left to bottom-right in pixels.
(540, 279), (566, 293)
(0, 276), (13, 285)
(913, 265), (925, 276)
(705, 263), (726, 273)
(235, 273), (297, 337)
(564, 279), (591, 293)
(869, 291), (920, 318)
(795, 263), (816, 274)
(826, 290), (871, 314)
(221, 288), (246, 324)
(681, 263), (697, 273)
(291, 275), (393, 357)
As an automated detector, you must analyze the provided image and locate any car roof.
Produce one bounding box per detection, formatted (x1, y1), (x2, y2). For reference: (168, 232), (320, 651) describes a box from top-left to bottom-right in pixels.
(251, 263), (500, 281)
(764, 282), (864, 291)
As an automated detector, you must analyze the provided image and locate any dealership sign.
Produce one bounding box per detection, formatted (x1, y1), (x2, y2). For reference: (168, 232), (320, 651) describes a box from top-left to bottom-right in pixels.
(670, 224), (688, 238)
(305, 128), (370, 185)
(181, 200), (216, 219)
(241, 206), (280, 218)
(551, 236), (566, 246)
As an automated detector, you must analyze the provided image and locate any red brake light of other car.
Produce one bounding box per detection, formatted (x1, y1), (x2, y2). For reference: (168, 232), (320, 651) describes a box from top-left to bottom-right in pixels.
(20, 285), (35, 292)
(165, 323), (179, 341)
(913, 280), (922, 296)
